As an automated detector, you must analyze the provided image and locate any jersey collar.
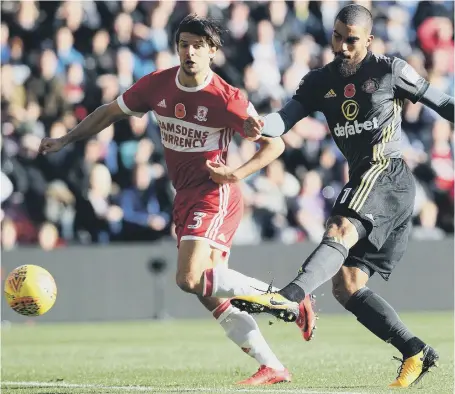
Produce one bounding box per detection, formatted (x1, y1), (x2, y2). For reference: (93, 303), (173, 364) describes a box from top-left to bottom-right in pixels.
(175, 67), (213, 92)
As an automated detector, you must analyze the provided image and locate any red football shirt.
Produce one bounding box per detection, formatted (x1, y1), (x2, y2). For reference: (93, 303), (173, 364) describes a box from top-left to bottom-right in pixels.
(117, 66), (257, 191)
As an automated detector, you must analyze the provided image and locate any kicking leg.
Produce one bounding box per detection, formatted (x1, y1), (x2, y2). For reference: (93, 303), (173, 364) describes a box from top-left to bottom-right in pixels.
(231, 215), (361, 321)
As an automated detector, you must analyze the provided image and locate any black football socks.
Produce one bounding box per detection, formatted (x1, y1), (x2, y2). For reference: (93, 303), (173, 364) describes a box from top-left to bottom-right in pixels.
(279, 239), (349, 302)
(346, 287), (426, 358)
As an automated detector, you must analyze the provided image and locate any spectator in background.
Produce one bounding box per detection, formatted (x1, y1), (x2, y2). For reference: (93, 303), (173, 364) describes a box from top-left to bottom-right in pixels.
(85, 29), (116, 80)
(1, 219), (18, 250)
(39, 121), (74, 181)
(1, 23), (10, 65)
(134, 6), (171, 59)
(97, 125), (119, 177)
(294, 170), (325, 243)
(111, 13), (134, 51)
(116, 47), (136, 92)
(54, 26), (84, 71)
(38, 221), (64, 250)
(412, 201), (445, 240)
(67, 139), (102, 198)
(75, 164), (123, 244)
(252, 159), (300, 240)
(8, 1), (43, 54)
(224, 2), (254, 77)
(64, 63), (85, 105)
(25, 49), (68, 126)
(119, 163), (169, 242)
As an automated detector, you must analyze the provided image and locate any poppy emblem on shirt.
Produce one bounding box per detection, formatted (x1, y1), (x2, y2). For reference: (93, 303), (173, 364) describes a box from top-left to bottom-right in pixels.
(344, 83), (356, 98)
(175, 103), (186, 119)
(194, 106), (208, 122)
(362, 79), (379, 94)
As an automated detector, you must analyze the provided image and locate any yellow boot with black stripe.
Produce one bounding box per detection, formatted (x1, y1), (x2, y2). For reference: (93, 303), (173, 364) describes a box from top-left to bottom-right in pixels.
(389, 345), (439, 388)
(231, 293), (300, 322)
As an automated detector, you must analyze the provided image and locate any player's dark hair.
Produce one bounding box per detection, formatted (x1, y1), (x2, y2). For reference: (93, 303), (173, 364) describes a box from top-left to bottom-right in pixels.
(335, 4), (373, 33)
(176, 14), (224, 49)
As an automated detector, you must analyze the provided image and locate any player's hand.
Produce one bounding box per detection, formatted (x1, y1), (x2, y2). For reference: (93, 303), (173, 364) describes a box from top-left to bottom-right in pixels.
(148, 215), (166, 231)
(38, 137), (65, 155)
(243, 116), (264, 141)
(206, 160), (239, 184)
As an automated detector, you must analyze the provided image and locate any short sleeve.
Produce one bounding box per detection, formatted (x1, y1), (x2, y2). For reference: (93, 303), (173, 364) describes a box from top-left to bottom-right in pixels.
(116, 73), (154, 118)
(292, 70), (318, 112)
(392, 58), (429, 104)
(225, 89), (258, 137)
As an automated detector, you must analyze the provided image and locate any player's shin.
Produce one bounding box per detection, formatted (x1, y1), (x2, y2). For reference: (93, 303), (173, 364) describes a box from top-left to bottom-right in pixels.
(345, 287), (426, 358)
(203, 265), (278, 297)
(279, 237), (349, 302)
(213, 300), (285, 371)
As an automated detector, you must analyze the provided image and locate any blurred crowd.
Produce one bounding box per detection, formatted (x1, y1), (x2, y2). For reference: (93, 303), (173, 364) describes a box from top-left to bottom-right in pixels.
(1, 0), (454, 250)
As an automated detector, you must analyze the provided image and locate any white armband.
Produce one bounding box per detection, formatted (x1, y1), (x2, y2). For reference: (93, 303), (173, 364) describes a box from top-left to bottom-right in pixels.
(261, 113), (286, 137)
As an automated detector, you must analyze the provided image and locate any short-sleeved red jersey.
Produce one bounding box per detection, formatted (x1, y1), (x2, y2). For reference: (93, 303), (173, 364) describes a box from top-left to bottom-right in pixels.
(117, 66), (257, 191)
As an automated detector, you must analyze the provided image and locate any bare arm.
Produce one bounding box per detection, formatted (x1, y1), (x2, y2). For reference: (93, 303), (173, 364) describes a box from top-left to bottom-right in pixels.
(206, 136), (285, 184)
(39, 101), (129, 154)
(232, 136), (285, 181)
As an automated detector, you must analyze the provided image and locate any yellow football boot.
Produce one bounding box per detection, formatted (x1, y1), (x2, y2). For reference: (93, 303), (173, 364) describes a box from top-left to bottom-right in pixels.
(389, 345), (439, 388)
(231, 292), (300, 322)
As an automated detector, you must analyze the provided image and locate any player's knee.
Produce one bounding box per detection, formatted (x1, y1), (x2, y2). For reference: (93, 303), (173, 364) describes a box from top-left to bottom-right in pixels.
(325, 216), (359, 248)
(332, 272), (366, 307)
(176, 271), (200, 294)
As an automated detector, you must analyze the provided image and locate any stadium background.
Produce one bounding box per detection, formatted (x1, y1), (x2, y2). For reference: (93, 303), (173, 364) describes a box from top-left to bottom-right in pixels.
(1, 0), (454, 249)
(1, 1), (454, 393)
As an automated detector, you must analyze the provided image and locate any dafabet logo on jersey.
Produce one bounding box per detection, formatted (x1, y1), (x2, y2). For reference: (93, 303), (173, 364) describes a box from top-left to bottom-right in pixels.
(334, 100), (379, 139)
(341, 100), (359, 121)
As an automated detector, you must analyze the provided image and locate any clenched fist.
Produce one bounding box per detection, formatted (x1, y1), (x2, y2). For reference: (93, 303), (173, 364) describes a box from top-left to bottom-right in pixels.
(38, 137), (65, 155)
(243, 116), (264, 141)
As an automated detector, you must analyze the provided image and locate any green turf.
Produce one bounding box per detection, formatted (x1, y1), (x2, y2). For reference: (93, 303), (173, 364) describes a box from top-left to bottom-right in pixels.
(1, 312), (453, 394)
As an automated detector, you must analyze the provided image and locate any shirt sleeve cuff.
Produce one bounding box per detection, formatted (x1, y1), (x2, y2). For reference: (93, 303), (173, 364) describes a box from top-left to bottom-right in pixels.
(116, 95), (145, 118)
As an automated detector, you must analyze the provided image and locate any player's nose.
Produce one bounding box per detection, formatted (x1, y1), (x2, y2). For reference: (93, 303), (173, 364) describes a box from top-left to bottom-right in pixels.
(188, 45), (196, 56)
(342, 42), (349, 52)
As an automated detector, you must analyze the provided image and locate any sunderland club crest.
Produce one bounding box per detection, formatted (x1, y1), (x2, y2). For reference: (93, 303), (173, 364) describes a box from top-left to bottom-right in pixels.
(362, 78), (379, 94)
(194, 106), (208, 122)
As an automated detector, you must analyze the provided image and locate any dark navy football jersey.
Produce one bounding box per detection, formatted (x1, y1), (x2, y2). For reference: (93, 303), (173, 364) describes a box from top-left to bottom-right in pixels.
(292, 52), (429, 173)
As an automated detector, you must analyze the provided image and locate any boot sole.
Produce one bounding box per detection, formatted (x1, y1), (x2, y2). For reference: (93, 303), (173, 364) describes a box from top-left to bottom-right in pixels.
(231, 299), (298, 322)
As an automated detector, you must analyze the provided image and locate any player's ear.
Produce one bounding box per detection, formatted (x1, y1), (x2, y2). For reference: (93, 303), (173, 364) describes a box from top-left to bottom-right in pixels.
(366, 34), (374, 48)
(209, 46), (217, 59)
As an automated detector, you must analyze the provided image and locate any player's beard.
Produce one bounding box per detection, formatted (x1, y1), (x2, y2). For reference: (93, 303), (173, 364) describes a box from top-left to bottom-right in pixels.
(339, 60), (362, 77)
(333, 51), (362, 78)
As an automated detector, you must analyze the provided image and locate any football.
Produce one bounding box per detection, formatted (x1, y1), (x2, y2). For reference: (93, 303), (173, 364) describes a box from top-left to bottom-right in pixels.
(4, 265), (57, 316)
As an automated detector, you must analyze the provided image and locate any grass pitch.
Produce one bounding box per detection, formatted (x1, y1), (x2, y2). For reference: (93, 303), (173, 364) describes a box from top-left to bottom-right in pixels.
(1, 312), (453, 393)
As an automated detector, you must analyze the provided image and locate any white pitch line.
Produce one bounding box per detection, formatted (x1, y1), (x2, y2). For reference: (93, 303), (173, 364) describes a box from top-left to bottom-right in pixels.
(2, 381), (363, 394)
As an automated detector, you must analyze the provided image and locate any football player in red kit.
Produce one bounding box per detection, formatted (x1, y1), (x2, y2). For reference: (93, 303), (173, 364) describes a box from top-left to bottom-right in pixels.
(39, 14), (315, 385)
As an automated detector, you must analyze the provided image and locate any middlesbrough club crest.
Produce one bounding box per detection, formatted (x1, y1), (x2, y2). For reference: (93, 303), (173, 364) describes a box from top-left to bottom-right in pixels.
(362, 79), (379, 94)
(194, 106), (208, 122)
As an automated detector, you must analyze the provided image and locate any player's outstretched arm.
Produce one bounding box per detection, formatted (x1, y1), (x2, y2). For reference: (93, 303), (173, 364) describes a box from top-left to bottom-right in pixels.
(393, 58), (454, 123)
(419, 85), (454, 123)
(244, 99), (310, 140)
(39, 101), (128, 154)
(206, 136), (285, 184)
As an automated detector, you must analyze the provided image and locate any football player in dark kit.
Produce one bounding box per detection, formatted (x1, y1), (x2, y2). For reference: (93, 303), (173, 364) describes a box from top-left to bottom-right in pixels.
(231, 4), (454, 388)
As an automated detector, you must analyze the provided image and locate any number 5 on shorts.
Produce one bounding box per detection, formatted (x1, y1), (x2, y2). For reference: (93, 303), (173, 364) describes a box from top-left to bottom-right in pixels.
(187, 212), (207, 229)
(340, 188), (352, 204)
